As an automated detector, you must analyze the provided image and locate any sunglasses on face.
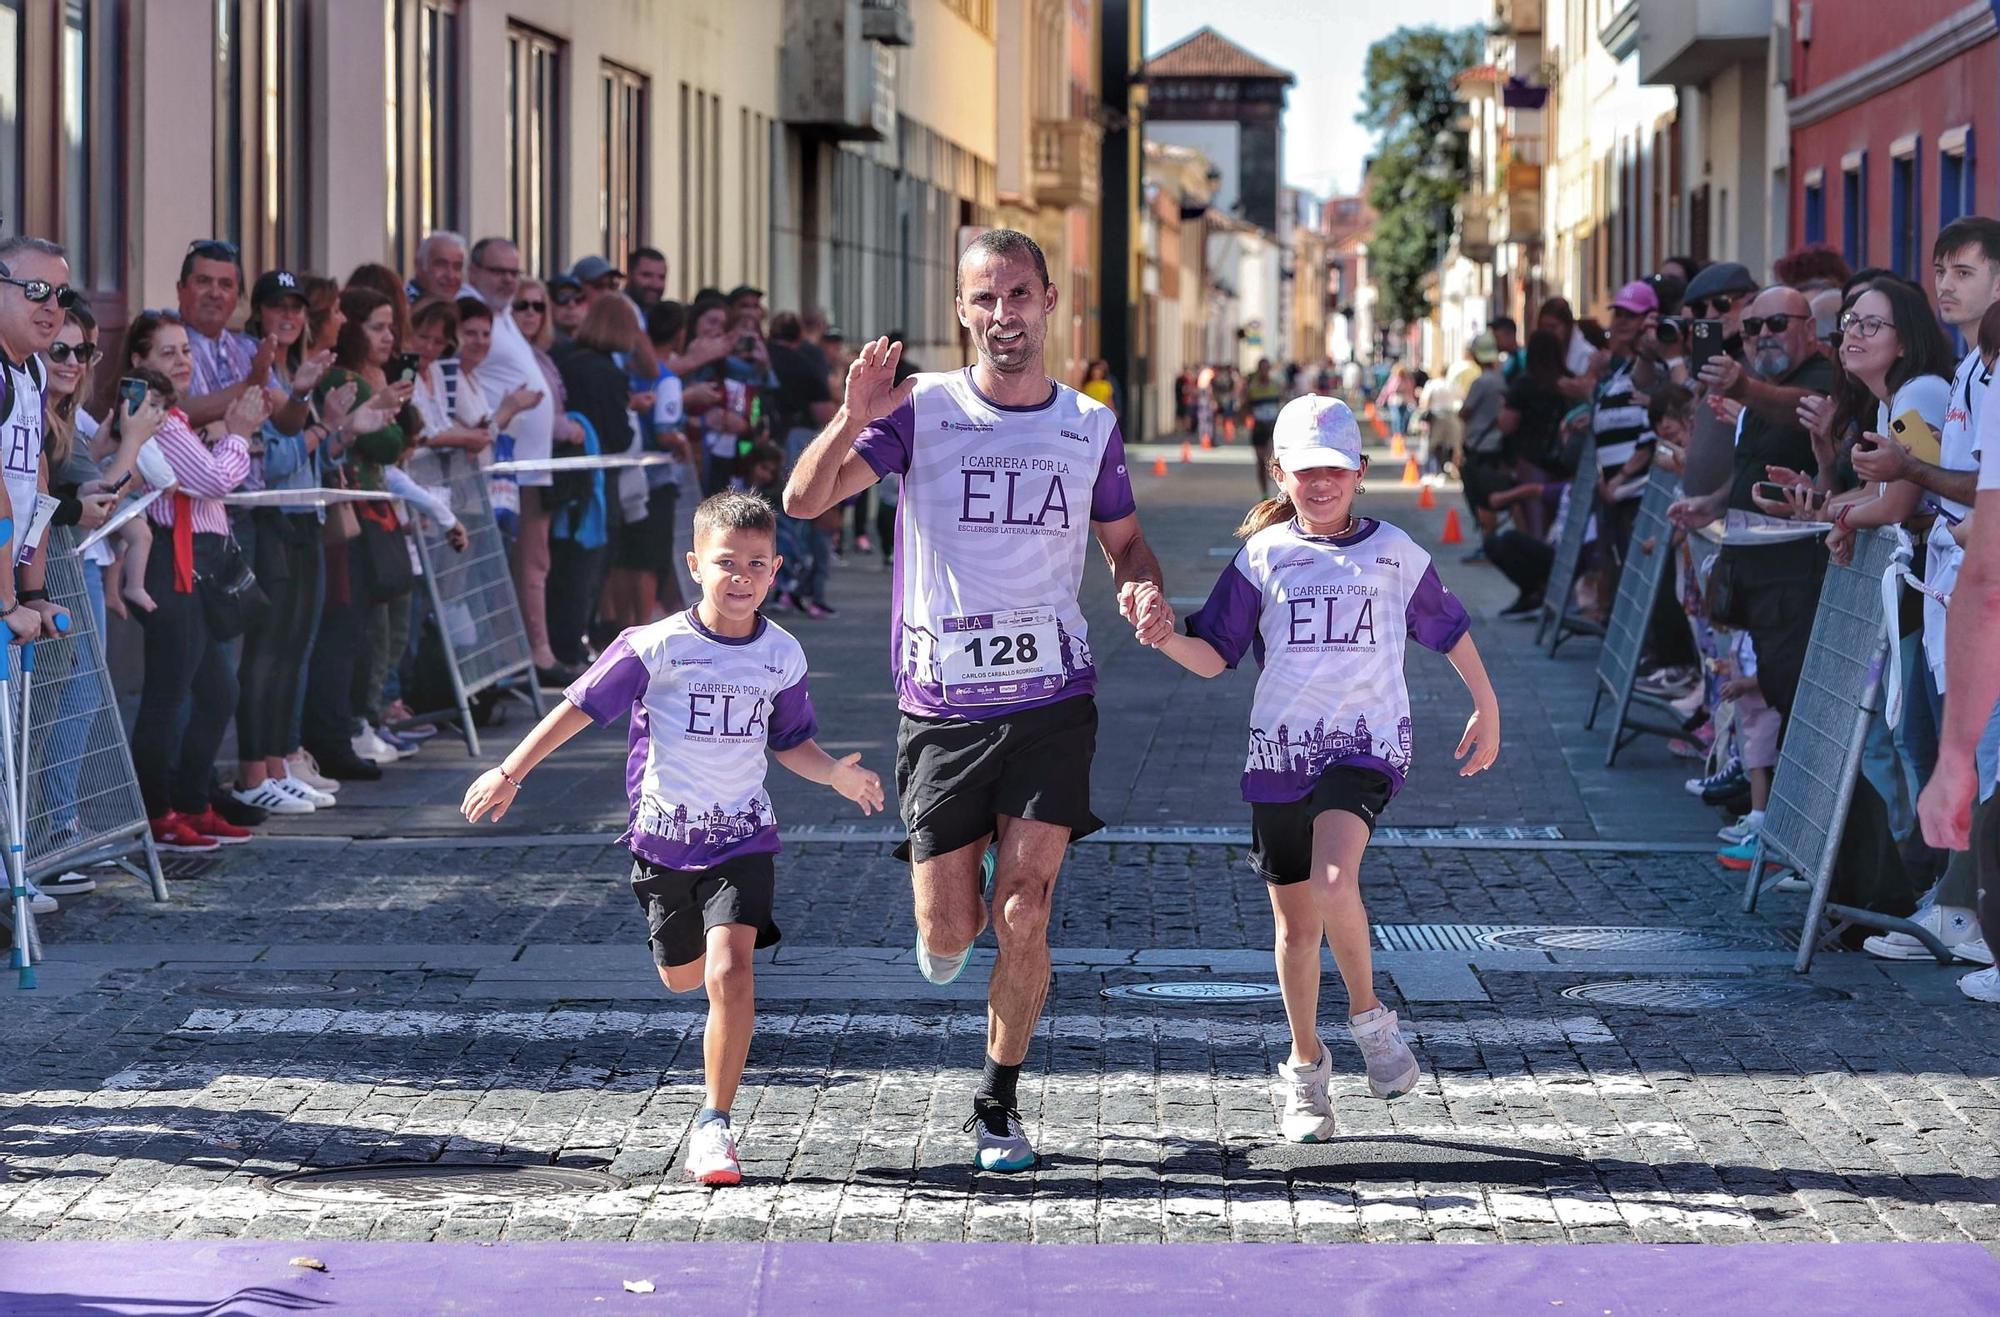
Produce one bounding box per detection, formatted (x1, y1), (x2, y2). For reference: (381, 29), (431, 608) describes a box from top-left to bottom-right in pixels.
(551, 290), (581, 306)
(0, 276), (78, 308)
(1741, 314), (1801, 336)
(46, 340), (98, 364)
(1837, 312), (1891, 340)
(512, 299), (547, 314)
(1684, 295), (1734, 318)
(477, 261), (522, 277)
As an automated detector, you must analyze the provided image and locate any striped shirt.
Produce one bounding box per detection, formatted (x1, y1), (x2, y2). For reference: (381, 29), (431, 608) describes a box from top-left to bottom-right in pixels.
(1589, 357), (1653, 499)
(144, 412), (251, 535)
(186, 325), (259, 401)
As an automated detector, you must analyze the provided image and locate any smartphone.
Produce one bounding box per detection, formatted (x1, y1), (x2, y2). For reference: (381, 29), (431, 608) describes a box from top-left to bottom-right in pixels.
(1754, 481), (1828, 512)
(106, 471), (132, 495)
(735, 335), (757, 357)
(390, 352), (421, 384)
(1890, 409), (1943, 466)
(118, 376), (148, 417)
(1688, 319), (1726, 376)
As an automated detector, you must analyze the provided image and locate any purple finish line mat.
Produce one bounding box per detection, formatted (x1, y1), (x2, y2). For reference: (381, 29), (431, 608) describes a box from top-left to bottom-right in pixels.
(3, 1241), (1997, 1315)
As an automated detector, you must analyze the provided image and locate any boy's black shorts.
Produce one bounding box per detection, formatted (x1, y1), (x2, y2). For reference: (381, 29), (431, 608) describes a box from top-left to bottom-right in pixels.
(1248, 767), (1393, 886)
(893, 695), (1103, 862)
(630, 852), (780, 969)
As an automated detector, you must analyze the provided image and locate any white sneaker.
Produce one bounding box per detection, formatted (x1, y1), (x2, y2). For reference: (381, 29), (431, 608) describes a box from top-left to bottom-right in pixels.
(964, 1102), (1036, 1173)
(1348, 1006), (1421, 1099)
(286, 750), (340, 794)
(21, 881), (56, 915)
(368, 724), (420, 760)
(273, 775), (335, 809)
(1955, 934), (1995, 966)
(37, 870), (96, 896)
(915, 931), (972, 986)
(351, 729), (399, 766)
(1862, 904), (1979, 962)
(683, 1119), (741, 1185)
(1717, 814), (1763, 845)
(231, 780), (315, 816)
(1276, 1042), (1336, 1142)
(1958, 966), (2000, 1003)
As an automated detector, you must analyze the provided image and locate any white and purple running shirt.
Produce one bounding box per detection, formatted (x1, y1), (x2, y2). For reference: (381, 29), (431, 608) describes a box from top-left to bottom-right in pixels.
(565, 611), (817, 870)
(1186, 517), (1471, 803)
(853, 369), (1136, 719)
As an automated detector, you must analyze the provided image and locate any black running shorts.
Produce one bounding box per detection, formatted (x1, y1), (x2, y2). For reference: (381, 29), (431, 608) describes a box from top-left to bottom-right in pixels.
(1248, 766), (1393, 886)
(893, 695), (1104, 862)
(630, 852), (780, 969)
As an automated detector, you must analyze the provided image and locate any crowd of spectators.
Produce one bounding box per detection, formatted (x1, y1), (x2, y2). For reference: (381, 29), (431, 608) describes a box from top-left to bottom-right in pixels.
(9, 230), (889, 915)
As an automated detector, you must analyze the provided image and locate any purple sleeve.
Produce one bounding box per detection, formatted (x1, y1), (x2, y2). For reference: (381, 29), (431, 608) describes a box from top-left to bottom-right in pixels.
(1407, 563), (1471, 653)
(851, 397), (916, 478)
(564, 634), (651, 724)
(1090, 422), (1138, 523)
(767, 676), (818, 750)
(1185, 558), (1261, 669)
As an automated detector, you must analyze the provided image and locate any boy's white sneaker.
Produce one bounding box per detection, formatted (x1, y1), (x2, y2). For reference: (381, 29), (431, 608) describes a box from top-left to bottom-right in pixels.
(1348, 1006), (1421, 1099)
(1276, 1042), (1336, 1142)
(684, 1120), (741, 1185)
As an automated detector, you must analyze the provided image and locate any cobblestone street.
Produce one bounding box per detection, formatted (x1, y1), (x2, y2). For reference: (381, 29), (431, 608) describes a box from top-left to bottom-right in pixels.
(4, 453), (1999, 1272)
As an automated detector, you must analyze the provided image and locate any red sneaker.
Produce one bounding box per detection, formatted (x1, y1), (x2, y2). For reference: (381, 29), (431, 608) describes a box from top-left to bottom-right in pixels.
(181, 806), (253, 845)
(150, 811), (220, 853)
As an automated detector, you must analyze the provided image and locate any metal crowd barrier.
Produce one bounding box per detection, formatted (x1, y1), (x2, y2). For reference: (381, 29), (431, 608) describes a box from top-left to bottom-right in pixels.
(1536, 438), (1602, 655)
(1738, 528), (1925, 971)
(400, 447), (545, 755)
(1584, 464), (1683, 765)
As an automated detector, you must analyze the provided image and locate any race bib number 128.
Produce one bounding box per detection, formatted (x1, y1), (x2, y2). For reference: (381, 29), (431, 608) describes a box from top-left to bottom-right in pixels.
(939, 608), (1064, 707)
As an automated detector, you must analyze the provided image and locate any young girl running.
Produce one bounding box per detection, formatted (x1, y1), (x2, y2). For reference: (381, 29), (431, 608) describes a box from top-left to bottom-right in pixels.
(1147, 395), (1501, 1141)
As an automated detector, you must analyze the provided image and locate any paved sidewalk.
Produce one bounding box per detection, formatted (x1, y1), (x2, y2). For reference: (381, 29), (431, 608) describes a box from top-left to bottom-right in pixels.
(4, 446), (1996, 1255)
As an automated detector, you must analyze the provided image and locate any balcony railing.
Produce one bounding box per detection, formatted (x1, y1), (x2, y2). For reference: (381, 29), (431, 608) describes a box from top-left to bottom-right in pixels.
(1032, 118), (1101, 209)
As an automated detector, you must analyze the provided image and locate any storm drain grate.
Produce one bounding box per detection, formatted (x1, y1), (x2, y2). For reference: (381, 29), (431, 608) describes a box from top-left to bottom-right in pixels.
(266, 1161), (625, 1206)
(160, 856), (222, 880)
(1378, 825), (1565, 843)
(1560, 977), (1844, 1010)
(1481, 926), (1776, 953)
(1102, 981), (1282, 1004)
(1373, 924), (1520, 952)
(183, 979), (371, 1002)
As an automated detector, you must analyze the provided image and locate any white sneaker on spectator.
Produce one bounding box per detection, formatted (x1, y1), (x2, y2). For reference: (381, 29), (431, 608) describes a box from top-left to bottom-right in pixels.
(351, 729), (399, 766)
(1718, 811), (1764, 845)
(273, 775), (335, 809)
(36, 870), (96, 896)
(1958, 967), (2000, 1003)
(366, 724), (420, 760)
(1955, 934), (1994, 966)
(286, 750), (340, 794)
(1862, 904), (1980, 962)
(231, 780), (315, 816)
(22, 880), (56, 915)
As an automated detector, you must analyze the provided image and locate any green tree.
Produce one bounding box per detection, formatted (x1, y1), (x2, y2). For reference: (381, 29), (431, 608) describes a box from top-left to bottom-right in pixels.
(1361, 25), (1484, 327)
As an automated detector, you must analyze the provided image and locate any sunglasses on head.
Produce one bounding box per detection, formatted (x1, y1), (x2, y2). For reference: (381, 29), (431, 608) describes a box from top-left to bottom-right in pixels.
(0, 275), (79, 309)
(46, 340), (98, 364)
(512, 298), (547, 314)
(186, 238), (240, 258)
(1741, 314), (1801, 336)
(1684, 294), (1735, 319)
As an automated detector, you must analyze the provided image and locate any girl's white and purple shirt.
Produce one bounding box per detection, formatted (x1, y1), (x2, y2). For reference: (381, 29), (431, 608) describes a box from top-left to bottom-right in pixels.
(565, 611), (817, 871)
(852, 369), (1136, 720)
(1186, 517), (1470, 804)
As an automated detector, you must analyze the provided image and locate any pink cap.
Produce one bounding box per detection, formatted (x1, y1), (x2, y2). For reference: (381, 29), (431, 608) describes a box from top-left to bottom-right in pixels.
(1611, 280), (1659, 314)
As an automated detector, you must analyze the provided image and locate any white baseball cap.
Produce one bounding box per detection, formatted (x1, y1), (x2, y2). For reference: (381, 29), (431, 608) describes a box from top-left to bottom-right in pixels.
(1272, 395), (1363, 473)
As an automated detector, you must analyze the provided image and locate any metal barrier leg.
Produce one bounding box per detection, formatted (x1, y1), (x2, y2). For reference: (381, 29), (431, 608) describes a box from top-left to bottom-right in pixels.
(140, 829), (169, 903)
(1584, 685), (1604, 731)
(1741, 834), (1771, 914)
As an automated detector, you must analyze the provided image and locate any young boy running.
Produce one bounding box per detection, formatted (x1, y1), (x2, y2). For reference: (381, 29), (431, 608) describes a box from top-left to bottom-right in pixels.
(1143, 396), (1502, 1140)
(461, 491), (884, 1184)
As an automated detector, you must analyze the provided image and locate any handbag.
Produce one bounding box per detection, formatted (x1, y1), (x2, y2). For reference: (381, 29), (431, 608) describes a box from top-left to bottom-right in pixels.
(196, 536), (268, 641)
(354, 495), (416, 602)
(322, 465), (361, 546)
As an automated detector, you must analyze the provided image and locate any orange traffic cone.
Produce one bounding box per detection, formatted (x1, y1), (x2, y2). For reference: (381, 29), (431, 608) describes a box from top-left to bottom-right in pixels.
(1417, 483), (1436, 510)
(1200, 428), (1214, 449)
(1389, 433), (1407, 460)
(1364, 404), (1388, 439)
(1180, 440), (1193, 464)
(1151, 454), (1169, 477)
(1401, 456), (1421, 485)
(1440, 507), (1466, 545)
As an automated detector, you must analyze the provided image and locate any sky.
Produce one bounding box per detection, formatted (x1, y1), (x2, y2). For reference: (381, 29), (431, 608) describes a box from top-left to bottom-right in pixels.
(1143, 0), (1491, 199)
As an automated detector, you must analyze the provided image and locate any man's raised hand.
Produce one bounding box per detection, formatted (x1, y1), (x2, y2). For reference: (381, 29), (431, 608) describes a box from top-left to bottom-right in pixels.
(843, 336), (918, 426)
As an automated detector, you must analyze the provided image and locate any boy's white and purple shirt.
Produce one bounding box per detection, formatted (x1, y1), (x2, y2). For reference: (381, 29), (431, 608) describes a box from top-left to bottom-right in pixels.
(852, 369), (1136, 719)
(1186, 518), (1470, 803)
(565, 611), (816, 871)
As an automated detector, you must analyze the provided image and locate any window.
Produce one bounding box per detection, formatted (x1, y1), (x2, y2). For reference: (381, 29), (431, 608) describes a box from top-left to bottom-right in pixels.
(1802, 171), (1825, 244)
(678, 82), (690, 294)
(389, 0), (463, 266)
(1841, 151), (1867, 267)
(506, 23), (563, 276)
(1889, 138), (1920, 278)
(0, 2), (23, 249)
(214, 0), (241, 246)
(600, 61), (647, 266)
(214, 0), (310, 271)
(1940, 126), (1974, 227)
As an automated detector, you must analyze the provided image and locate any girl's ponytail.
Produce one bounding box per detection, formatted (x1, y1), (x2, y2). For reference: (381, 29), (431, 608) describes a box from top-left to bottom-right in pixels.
(1235, 491), (1293, 540)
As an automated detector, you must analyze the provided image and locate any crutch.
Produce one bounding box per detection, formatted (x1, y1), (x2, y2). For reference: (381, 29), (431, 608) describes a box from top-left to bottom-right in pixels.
(3, 598), (68, 989)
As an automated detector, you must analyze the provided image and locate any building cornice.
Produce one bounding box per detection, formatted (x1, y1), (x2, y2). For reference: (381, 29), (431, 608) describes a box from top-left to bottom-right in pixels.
(1788, 1), (1994, 128)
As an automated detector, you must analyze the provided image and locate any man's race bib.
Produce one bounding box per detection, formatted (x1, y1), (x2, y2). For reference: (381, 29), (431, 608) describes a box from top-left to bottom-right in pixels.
(939, 608), (1064, 708)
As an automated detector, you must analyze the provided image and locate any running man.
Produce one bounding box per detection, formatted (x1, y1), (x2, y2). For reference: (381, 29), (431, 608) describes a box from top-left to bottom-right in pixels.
(783, 229), (1172, 1172)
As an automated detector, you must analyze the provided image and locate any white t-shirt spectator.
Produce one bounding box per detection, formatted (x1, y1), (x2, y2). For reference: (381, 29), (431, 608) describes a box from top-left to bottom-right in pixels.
(473, 301), (556, 487)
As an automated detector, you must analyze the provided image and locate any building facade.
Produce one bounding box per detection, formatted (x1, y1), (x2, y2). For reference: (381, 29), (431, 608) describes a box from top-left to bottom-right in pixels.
(1140, 26), (1293, 237)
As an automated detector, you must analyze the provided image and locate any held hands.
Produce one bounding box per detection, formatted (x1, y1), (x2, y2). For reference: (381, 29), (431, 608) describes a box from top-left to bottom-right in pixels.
(829, 752), (886, 815)
(843, 337), (918, 426)
(1455, 704), (1501, 777)
(461, 768), (519, 823)
(1118, 581), (1176, 647)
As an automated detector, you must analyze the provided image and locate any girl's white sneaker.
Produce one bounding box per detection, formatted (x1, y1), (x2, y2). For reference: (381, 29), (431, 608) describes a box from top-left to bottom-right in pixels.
(1349, 1006), (1421, 1099)
(1276, 1041), (1336, 1142)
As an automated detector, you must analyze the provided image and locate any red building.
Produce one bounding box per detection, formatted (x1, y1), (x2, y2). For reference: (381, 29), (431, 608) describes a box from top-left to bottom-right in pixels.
(1790, 2), (2000, 275)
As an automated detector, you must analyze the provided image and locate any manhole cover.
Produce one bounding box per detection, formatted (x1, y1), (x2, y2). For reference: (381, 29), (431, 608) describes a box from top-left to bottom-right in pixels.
(1102, 981), (1281, 1003)
(1233, 1136), (1590, 1185)
(185, 980), (370, 1002)
(1561, 977), (1842, 1010)
(266, 1162), (625, 1206)
(1482, 926), (1771, 952)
